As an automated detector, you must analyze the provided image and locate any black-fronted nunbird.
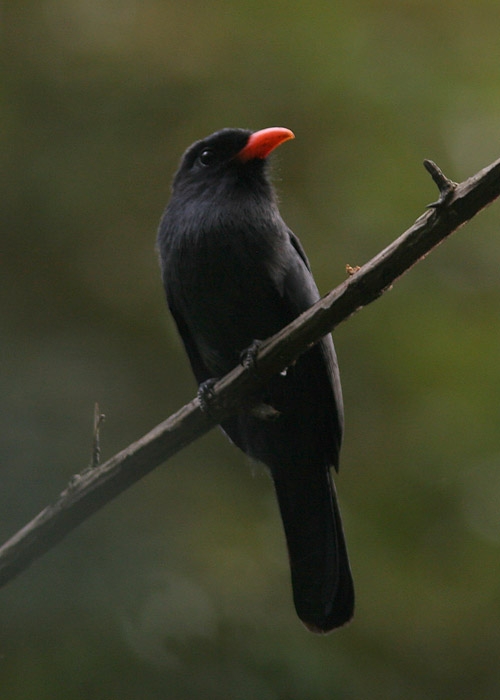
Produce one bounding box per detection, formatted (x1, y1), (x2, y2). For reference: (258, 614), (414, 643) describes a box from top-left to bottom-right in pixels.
(157, 127), (354, 632)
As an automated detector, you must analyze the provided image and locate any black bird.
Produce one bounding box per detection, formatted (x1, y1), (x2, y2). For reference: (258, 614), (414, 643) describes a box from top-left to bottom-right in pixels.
(157, 127), (354, 632)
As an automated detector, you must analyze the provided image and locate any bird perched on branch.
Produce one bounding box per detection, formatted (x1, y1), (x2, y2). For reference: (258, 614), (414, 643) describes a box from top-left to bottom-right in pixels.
(157, 127), (354, 632)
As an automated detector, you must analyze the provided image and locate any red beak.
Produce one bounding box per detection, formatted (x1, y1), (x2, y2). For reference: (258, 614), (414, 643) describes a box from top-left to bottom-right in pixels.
(237, 127), (295, 162)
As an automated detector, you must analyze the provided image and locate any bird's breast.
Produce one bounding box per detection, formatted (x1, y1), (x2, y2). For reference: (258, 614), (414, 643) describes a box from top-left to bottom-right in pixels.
(167, 222), (289, 374)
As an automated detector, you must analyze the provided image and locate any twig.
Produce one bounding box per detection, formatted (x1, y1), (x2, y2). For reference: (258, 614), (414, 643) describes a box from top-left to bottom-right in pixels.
(1, 156), (500, 588)
(424, 159), (457, 207)
(89, 402), (105, 469)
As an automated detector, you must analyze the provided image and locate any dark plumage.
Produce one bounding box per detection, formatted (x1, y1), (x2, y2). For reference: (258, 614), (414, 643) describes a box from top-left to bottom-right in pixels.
(157, 127), (354, 632)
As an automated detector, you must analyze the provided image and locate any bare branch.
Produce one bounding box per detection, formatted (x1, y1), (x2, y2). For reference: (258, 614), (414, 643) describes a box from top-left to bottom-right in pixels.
(1, 156), (500, 588)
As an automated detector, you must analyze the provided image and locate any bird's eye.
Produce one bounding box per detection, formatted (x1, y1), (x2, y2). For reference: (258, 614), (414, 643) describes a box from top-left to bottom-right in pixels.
(198, 149), (216, 167)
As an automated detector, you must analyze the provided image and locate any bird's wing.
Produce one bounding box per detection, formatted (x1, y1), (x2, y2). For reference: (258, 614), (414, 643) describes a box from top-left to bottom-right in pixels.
(288, 228), (312, 272)
(279, 228), (344, 465)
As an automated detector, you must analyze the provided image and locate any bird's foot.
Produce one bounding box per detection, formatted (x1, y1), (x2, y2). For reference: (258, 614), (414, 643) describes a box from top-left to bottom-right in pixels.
(240, 339), (262, 373)
(197, 378), (219, 414)
(424, 159), (457, 209)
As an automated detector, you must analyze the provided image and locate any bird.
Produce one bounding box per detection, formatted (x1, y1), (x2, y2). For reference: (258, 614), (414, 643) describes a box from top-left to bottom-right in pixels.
(157, 127), (354, 632)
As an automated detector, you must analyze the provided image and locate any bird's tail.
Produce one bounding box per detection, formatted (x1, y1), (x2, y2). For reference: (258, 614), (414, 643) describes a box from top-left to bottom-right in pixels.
(272, 466), (354, 633)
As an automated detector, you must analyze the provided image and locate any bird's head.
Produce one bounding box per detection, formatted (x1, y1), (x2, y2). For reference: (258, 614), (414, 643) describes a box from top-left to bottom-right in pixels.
(170, 127), (295, 203)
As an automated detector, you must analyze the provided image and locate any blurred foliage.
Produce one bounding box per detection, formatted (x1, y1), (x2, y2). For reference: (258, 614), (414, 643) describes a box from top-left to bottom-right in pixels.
(2, 0), (500, 698)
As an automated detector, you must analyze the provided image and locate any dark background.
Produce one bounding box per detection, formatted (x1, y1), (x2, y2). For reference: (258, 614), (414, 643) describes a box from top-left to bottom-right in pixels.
(3, 1), (500, 698)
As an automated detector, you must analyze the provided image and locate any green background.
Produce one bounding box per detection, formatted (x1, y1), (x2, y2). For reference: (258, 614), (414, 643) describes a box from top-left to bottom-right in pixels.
(3, 1), (500, 698)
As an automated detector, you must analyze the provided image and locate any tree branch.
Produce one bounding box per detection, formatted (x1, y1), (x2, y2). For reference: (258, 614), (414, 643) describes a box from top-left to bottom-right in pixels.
(2, 156), (500, 588)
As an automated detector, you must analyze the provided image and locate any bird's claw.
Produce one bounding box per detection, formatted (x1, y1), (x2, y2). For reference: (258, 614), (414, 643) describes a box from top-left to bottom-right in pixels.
(240, 339), (262, 372)
(197, 378), (218, 414)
